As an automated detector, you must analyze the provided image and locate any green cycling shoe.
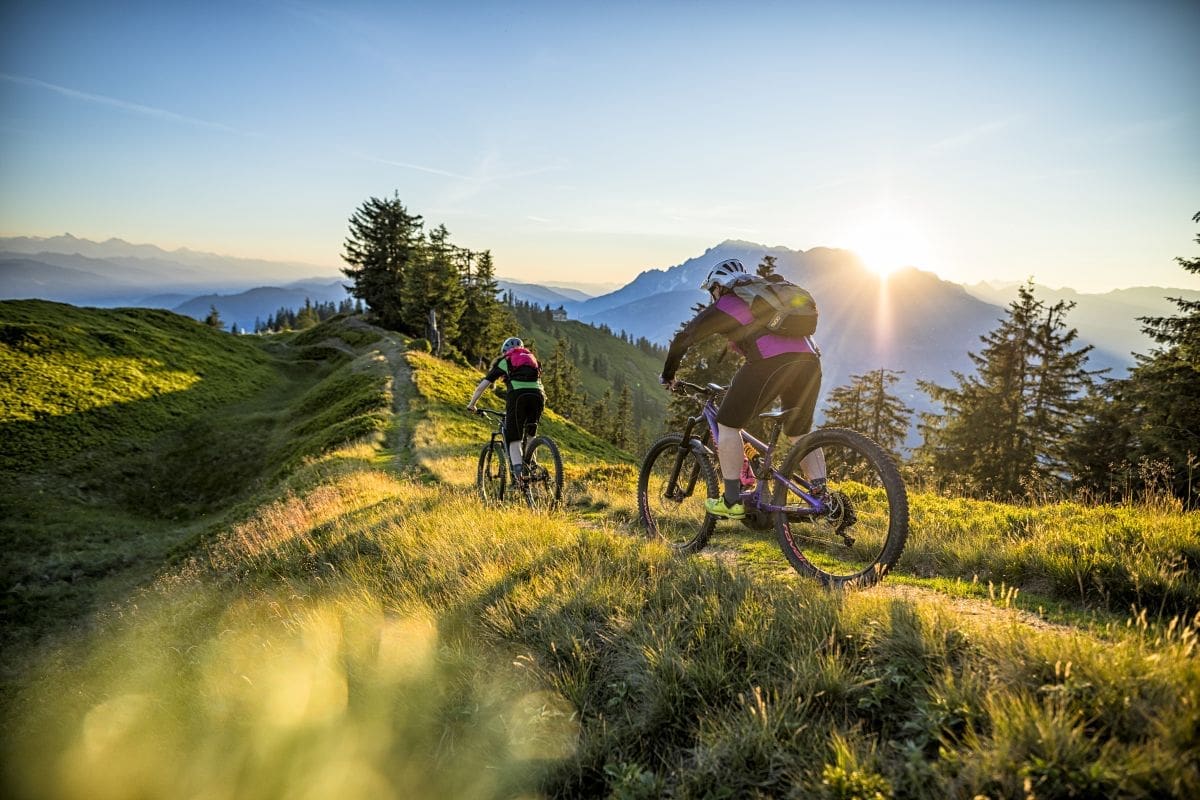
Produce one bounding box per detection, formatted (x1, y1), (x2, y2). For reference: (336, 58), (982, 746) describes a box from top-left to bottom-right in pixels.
(704, 497), (746, 519)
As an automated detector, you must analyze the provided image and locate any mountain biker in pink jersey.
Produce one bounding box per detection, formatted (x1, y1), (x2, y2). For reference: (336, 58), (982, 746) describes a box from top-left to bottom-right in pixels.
(660, 258), (825, 519)
(467, 336), (546, 483)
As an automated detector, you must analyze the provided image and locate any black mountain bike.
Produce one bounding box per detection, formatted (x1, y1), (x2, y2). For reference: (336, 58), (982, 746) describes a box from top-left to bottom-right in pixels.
(475, 408), (564, 510)
(638, 381), (909, 589)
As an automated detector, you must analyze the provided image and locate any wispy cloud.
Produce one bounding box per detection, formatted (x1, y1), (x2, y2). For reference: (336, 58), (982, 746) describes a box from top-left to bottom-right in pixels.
(0, 73), (259, 137)
(339, 148), (473, 180)
(927, 115), (1024, 153)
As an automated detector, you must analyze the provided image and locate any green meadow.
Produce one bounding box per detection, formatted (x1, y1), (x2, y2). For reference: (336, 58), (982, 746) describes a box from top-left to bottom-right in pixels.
(2, 302), (1197, 799)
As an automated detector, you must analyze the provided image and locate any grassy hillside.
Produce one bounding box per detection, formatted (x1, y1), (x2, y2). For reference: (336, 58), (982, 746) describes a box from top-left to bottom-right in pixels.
(510, 303), (668, 432)
(0, 302), (394, 672)
(3, 317), (1199, 799)
(0, 300), (276, 470)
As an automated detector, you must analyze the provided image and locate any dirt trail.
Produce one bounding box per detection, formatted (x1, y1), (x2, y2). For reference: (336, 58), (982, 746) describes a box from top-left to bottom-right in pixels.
(877, 581), (1074, 634)
(696, 541), (1078, 635)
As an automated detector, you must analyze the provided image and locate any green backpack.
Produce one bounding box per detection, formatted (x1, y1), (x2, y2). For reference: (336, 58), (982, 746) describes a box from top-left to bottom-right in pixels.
(729, 275), (819, 338)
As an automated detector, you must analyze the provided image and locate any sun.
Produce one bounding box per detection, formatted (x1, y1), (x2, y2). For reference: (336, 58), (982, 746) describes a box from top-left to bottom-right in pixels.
(843, 214), (934, 277)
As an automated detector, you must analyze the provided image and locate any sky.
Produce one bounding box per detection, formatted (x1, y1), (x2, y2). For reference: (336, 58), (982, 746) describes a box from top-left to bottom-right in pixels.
(1, 0), (1197, 291)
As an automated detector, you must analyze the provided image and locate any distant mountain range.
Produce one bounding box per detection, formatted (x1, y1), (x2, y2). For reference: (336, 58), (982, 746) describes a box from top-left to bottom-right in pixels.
(5, 234), (1196, 415)
(0, 234), (332, 286)
(0, 236), (614, 328)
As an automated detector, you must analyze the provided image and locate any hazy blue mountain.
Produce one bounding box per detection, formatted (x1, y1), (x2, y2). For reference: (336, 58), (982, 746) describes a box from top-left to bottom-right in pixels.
(0, 234), (337, 286)
(496, 279), (586, 308)
(0, 256), (154, 305)
(963, 281), (1200, 362)
(172, 282), (352, 330)
(541, 280), (619, 296)
(137, 292), (195, 309)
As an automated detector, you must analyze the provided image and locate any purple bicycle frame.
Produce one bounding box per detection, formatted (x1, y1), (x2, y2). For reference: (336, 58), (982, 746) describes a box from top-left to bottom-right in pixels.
(689, 392), (827, 517)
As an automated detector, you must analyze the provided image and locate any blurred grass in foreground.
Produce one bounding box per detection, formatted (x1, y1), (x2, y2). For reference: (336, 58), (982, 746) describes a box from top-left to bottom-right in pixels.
(6, 440), (1198, 798)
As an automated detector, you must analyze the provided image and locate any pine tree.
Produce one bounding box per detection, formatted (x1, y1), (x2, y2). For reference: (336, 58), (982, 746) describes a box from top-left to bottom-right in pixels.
(757, 254), (778, 278)
(1069, 212), (1200, 504)
(543, 335), (584, 419)
(400, 223), (466, 342)
(916, 282), (1099, 498)
(612, 385), (634, 449)
(204, 305), (224, 329)
(295, 298), (320, 329)
(591, 388), (613, 437)
(341, 193), (424, 331)
(457, 250), (513, 364)
(824, 369), (913, 460)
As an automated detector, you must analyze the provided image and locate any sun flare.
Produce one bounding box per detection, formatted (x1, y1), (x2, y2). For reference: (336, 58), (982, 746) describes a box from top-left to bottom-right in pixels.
(843, 214), (934, 277)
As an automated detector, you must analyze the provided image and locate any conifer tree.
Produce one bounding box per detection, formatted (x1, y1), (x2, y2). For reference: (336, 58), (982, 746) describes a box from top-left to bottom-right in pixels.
(591, 388), (613, 437)
(295, 298), (320, 329)
(341, 193), (424, 330)
(757, 254), (778, 278)
(612, 385), (634, 449)
(543, 335), (583, 419)
(457, 250), (512, 364)
(204, 305), (224, 329)
(824, 369), (912, 460)
(917, 282), (1098, 497)
(401, 223), (466, 341)
(1068, 211), (1200, 504)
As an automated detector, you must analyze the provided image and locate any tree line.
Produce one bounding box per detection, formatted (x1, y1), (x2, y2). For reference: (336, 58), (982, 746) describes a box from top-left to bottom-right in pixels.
(340, 193), (512, 365)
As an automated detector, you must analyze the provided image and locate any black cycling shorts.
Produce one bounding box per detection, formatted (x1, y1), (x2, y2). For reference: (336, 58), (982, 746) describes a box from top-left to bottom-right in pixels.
(505, 389), (545, 443)
(715, 353), (821, 437)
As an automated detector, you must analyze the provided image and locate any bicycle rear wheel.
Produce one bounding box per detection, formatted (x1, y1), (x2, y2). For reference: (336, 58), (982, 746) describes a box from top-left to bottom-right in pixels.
(638, 434), (718, 554)
(522, 436), (563, 511)
(772, 428), (908, 589)
(477, 441), (507, 503)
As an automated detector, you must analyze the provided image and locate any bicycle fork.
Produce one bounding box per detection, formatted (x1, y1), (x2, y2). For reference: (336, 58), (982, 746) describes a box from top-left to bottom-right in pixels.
(665, 417), (706, 502)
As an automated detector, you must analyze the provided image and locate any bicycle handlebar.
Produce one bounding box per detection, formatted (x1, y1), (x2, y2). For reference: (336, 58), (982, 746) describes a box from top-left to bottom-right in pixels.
(474, 407), (506, 418)
(669, 380), (726, 398)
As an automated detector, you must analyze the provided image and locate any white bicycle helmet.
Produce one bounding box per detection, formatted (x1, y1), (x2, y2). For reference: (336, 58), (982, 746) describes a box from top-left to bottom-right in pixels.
(500, 336), (523, 354)
(700, 258), (747, 293)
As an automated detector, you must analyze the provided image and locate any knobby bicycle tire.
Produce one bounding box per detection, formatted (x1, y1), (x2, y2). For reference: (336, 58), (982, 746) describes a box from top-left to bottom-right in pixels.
(638, 433), (719, 554)
(523, 436), (563, 510)
(772, 427), (909, 589)
(477, 440), (508, 504)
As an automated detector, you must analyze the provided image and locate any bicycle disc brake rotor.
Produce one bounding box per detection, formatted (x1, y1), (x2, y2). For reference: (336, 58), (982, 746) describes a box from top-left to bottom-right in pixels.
(824, 491), (858, 541)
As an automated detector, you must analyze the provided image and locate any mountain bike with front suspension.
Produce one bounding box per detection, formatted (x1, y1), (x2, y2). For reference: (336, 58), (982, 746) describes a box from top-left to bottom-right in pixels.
(638, 381), (909, 589)
(475, 408), (564, 510)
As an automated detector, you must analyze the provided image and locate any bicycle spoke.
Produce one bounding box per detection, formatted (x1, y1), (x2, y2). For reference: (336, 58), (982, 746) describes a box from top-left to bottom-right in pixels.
(523, 437), (563, 511)
(638, 434), (717, 553)
(476, 441), (507, 504)
(773, 429), (908, 589)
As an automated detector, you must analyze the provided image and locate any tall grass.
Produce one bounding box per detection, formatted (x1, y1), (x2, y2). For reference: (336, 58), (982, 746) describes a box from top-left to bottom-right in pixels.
(897, 495), (1200, 617)
(6, 445), (1197, 798)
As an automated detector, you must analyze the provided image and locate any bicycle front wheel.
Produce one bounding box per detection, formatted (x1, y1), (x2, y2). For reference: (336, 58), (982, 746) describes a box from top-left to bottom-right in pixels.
(638, 434), (718, 554)
(477, 441), (507, 504)
(523, 436), (563, 511)
(772, 428), (908, 589)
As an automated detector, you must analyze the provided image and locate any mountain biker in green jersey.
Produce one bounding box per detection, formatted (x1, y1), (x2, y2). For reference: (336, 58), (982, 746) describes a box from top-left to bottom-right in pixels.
(660, 258), (826, 519)
(467, 336), (546, 483)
